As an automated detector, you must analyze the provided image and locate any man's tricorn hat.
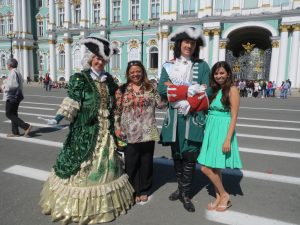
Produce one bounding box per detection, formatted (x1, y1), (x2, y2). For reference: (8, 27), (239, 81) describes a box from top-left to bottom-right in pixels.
(80, 37), (117, 61)
(168, 26), (205, 47)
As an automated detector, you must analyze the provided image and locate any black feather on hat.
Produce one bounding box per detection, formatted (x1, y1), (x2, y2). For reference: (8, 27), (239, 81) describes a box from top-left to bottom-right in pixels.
(80, 37), (117, 61)
(168, 26), (205, 46)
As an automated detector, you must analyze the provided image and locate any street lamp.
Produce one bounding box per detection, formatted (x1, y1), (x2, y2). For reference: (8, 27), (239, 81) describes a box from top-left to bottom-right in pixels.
(7, 32), (15, 59)
(133, 20), (153, 63)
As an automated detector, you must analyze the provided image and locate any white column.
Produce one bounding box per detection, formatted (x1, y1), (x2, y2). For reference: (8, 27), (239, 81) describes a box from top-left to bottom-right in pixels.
(171, 0), (177, 12)
(13, 0), (19, 33)
(80, 0), (88, 28)
(48, 0), (55, 30)
(218, 39), (227, 61)
(23, 48), (29, 80)
(277, 25), (290, 84)
(269, 39), (280, 83)
(162, 32), (169, 63)
(80, 31), (88, 66)
(163, 0), (170, 13)
(100, 0), (107, 26)
(203, 29), (210, 63)
(21, 0), (27, 33)
(158, 32), (162, 76)
(64, 37), (72, 82)
(212, 28), (220, 65)
(49, 39), (57, 81)
(64, 0), (71, 28)
(289, 24), (300, 88)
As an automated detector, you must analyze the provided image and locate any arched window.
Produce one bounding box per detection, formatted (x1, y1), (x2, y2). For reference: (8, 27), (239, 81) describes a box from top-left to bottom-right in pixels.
(74, 5), (81, 25)
(1, 54), (6, 69)
(111, 50), (120, 69)
(74, 49), (81, 69)
(149, 47), (158, 68)
(59, 50), (65, 69)
(128, 47), (139, 61)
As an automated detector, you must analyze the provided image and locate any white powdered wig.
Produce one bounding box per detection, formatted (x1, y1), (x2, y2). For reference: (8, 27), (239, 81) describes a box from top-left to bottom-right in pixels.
(168, 26), (205, 46)
(81, 51), (94, 70)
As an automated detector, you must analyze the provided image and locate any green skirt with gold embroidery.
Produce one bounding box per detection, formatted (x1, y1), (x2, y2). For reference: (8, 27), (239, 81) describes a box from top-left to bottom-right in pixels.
(39, 126), (134, 224)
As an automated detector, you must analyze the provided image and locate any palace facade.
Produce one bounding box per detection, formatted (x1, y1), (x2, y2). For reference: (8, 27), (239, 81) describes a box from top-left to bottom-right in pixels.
(0, 0), (300, 87)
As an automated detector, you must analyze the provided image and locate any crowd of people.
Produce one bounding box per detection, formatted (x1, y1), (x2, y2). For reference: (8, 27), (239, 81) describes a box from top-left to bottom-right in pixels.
(236, 79), (292, 99)
(2, 26), (245, 224)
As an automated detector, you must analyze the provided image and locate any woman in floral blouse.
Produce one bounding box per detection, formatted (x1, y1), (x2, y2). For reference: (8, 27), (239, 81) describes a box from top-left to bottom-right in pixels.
(114, 60), (164, 203)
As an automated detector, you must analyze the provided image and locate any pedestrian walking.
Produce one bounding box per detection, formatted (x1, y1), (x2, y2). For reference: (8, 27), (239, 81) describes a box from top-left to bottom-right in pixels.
(2, 58), (32, 137)
(197, 61), (243, 212)
(157, 26), (210, 212)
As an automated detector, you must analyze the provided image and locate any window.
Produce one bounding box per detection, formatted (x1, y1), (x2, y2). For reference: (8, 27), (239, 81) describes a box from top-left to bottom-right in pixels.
(74, 49), (81, 69)
(273, 0), (289, 6)
(151, 0), (160, 19)
(112, 0), (121, 22)
(8, 18), (13, 32)
(243, 0), (258, 9)
(38, 21), (43, 36)
(214, 0), (230, 12)
(1, 54), (6, 69)
(183, 0), (196, 15)
(128, 47), (139, 61)
(7, 0), (13, 4)
(111, 50), (120, 68)
(0, 0), (4, 5)
(58, 8), (64, 27)
(74, 5), (81, 25)
(131, 0), (139, 20)
(59, 50), (65, 69)
(149, 47), (158, 68)
(93, 3), (101, 24)
(37, 0), (43, 8)
(0, 19), (5, 36)
(39, 55), (44, 71)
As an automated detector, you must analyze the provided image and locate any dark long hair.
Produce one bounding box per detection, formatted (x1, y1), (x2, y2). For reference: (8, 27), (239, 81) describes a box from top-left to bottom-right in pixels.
(173, 39), (200, 62)
(210, 61), (234, 109)
(120, 60), (153, 93)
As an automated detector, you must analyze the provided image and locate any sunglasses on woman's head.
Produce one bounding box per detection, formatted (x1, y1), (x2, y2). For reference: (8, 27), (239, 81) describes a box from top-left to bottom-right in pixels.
(128, 60), (142, 66)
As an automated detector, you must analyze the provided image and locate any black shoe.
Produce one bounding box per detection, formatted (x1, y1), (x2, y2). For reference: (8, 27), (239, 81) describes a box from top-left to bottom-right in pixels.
(180, 197), (195, 212)
(168, 189), (181, 201)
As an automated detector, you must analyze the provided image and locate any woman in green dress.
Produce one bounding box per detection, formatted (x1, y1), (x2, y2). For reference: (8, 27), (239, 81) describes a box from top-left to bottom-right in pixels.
(39, 37), (134, 224)
(197, 61), (242, 212)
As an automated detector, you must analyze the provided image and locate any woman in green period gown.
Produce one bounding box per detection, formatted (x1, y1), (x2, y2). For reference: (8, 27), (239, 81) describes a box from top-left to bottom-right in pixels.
(39, 37), (134, 224)
(197, 61), (242, 212)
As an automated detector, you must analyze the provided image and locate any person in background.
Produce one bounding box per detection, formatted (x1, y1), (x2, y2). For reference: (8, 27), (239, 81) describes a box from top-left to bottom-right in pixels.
(39, 37), (134, 224)
(198, 61), (242, 212)
(44, 73), (50, 91)
(114, 60), (165, 203)
(2, 58), (32, 138)
(157, 26), (210, 212)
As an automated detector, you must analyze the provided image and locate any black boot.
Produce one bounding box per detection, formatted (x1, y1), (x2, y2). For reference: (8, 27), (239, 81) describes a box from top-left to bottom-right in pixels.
(169, 159), (183, 201)
(180, 161), (196, 212)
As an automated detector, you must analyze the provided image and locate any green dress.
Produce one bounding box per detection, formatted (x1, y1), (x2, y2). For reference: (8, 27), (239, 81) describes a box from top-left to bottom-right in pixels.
(197, 90), (243, 169)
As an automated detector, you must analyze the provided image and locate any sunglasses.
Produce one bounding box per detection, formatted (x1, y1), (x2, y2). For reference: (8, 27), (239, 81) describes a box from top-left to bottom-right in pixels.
(128, 60), (142, 66)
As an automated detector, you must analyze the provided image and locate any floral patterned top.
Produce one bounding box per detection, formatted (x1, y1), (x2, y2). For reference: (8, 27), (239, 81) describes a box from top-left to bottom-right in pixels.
(114, 82), (165, 144)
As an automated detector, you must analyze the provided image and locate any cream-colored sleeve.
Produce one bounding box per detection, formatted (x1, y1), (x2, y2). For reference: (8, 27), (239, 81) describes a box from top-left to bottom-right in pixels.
(57, 97), (81, 122)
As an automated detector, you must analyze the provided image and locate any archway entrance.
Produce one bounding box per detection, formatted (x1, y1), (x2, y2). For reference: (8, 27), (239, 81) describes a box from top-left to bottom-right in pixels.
(225, 27), (272, 81)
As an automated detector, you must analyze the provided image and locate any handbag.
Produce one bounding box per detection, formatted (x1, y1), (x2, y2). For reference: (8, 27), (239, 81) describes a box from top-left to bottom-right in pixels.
(13, 73), (24, 102)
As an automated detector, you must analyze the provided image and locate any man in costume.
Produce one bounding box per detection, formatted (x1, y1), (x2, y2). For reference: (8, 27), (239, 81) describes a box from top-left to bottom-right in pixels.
(157, 26), (210, 212)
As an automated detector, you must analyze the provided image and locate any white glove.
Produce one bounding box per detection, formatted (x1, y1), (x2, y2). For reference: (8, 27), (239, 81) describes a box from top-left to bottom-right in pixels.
(171, 100), (190, 116)
(46, 119), (58, 125)
(188, 84), (207, 97)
